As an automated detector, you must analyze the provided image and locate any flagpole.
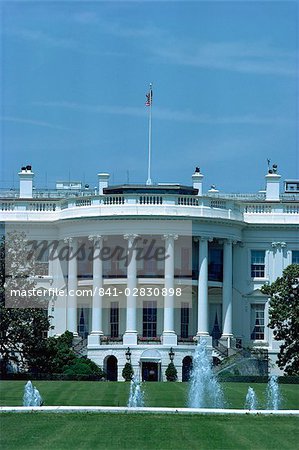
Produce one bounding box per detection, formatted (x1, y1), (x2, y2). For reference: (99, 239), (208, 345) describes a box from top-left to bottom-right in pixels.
(146, 83), (152, 185)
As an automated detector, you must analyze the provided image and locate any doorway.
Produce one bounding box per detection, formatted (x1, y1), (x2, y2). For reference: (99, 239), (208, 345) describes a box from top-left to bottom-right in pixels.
(142, 362), (159, 381)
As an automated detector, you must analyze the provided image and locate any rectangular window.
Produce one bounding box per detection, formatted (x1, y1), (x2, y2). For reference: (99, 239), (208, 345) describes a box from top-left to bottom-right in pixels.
(110, 302), (119, 337)
(292, 251), (299, 265)
(251, 250), (265, 278)
(251, 304), (265, 340)
(208, 248), (223, 282)
(35, 242), (49, 276)
(181, 248), (190, 271)
(143, 301), (157, 337)
(143, 252), (157, 276)
(181, 302), (189, 338)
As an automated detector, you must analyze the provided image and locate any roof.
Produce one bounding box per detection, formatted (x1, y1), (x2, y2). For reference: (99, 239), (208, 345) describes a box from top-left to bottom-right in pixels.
(103, 184), (198, 195)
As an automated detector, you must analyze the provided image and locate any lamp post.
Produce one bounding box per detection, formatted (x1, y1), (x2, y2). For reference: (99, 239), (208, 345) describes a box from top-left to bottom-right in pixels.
(169, 347), (175, 362)
(125, 347), (131, 362)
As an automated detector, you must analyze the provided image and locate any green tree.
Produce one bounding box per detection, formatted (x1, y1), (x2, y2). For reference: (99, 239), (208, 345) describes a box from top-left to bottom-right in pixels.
(165, 362), (178, 381)
(45, 331), (76, 373)
(0, 232), (51, 374)
(261, 264), (299, 375)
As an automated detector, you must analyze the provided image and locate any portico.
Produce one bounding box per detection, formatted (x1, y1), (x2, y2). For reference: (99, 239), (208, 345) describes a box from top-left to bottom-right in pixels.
(63, 232), (235, 348)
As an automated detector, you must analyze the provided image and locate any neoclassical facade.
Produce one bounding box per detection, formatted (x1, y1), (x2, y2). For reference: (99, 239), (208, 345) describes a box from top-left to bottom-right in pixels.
(1, 166), (299, 380)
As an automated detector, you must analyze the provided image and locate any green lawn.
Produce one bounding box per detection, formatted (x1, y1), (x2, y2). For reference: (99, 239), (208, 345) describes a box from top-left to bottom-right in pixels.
(1, 382), (298, 450)
(0, 413), (298, 450)
(0, 381), (298, 409)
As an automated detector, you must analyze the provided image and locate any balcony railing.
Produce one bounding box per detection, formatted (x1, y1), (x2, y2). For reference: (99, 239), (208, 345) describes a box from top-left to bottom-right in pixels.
(1, 193), (298, 224)
(101, 335), (123, 344)
(137, 336), (162, 344)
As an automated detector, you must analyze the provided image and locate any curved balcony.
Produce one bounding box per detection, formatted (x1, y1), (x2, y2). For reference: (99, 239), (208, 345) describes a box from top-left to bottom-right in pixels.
(1, 193), (298, 225)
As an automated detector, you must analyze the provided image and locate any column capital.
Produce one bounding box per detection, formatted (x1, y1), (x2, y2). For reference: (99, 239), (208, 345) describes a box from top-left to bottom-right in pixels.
(64, 237), (74, 244)
(162, 233), (178, 241)
(195, 236), (213, 243)
(271, 241), (287, 249)
(223, 238), (233, 246)
(123, 233), (139, 243)
(88, 235), (105, 246)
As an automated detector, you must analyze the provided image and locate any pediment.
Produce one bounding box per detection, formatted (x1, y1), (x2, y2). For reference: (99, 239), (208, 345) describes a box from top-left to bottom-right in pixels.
(243, 288), (268, 298)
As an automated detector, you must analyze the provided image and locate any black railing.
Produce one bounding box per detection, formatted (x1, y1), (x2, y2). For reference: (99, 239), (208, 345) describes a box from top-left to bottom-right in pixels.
(212, 339), (228, 358)
(73, 337), (87, 356)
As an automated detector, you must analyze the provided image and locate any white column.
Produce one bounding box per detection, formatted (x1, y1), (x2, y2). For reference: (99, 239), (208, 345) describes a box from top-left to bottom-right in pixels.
(222, 239), (233, 343)
(162, 234), (178, 345)
(64, 237), (78, 336)
(196, 237), (209, 337)
(123, 234), (139, 345)
(88, 235), (104, 347)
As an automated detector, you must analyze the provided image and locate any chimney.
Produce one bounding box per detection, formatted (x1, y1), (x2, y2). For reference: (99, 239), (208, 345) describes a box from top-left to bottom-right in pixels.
(98, 173), (110, 195)
(265, 164), (281, 201)
(192, 167), (204, 196)
(18, 165), (34, 198)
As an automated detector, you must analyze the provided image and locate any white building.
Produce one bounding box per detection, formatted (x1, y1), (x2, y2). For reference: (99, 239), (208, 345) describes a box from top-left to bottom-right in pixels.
(1, 164), (298, 380)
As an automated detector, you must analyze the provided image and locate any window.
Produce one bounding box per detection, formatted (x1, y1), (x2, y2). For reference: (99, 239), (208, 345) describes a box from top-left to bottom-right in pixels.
(143, 301), (157, 337)
(34, 242), (49, 276)
(78, 308), (89, 338)
(77, 239), (92, 279)
(208, 247), (223, 282)
(292, 251), (299, 265)
(251, 250), (265, 278)
(181, 248), (190, 273)
(181, 302), (189, 338)
(110, 302), (119, 337)
(251, 304), (265, 340)
(143, 251), (157, 276)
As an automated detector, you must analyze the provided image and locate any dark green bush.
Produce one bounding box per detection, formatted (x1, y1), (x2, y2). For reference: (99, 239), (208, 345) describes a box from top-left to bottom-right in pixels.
(165, 362), (177, 382)
(122, 363), (134, 381)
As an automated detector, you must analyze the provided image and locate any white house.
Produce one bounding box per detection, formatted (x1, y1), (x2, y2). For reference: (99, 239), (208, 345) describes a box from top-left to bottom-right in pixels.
(1, 164), (298, 380)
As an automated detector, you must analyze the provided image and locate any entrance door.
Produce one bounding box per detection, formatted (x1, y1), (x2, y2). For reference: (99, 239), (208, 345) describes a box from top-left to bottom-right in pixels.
(142, 362), (159, 381)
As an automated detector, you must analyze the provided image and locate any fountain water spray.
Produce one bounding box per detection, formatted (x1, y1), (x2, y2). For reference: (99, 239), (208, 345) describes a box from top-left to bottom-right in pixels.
(245, 387), (258, 410)
(188, 339), (224, 408)
(128, 371), (144, 407)
(23, 381), (43, 406)
(266, 375), (281, 410)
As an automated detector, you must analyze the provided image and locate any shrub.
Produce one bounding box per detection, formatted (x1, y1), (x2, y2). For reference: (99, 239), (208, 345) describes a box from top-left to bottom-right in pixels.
(62, 357), (105, 380)
(122, 363), (134, 381)
(165, 362), (177, 381)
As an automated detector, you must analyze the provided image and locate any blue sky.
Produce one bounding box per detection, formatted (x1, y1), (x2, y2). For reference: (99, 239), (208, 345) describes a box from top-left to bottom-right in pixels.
(1, 0), (298, 193)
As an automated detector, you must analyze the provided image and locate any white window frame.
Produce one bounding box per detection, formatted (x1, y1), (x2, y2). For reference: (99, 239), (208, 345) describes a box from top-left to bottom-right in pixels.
(250, 249), (266, 279)
(250, 302), (267, 342)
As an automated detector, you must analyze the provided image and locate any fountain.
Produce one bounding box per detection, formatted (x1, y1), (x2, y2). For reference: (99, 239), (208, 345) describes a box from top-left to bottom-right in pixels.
(23, 381), (43, 406)
(245, 387), (258, 410)
(266, 375), (281, 410)
(128, 372), (144, 407)
(188, 339), (224, 408)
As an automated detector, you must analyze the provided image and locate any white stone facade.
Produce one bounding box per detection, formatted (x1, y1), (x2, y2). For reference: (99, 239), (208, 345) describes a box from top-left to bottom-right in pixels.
(1, 167), (298, 380)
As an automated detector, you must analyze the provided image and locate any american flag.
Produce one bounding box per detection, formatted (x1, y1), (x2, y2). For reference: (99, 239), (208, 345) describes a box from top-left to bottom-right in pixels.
(145, 86), (153, 106)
